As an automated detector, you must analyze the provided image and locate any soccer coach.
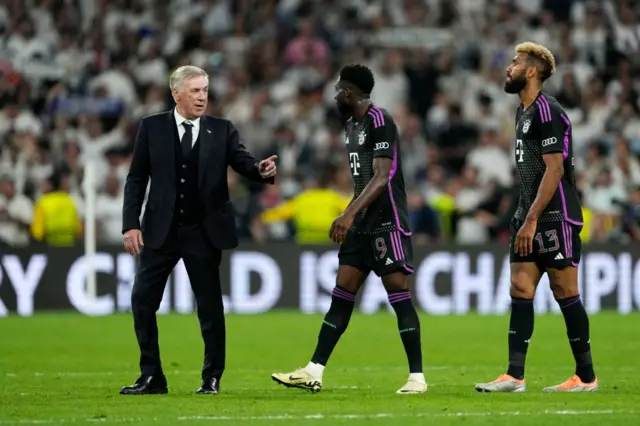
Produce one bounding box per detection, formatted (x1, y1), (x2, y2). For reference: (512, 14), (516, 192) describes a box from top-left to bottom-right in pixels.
(120, 65), (277, 396)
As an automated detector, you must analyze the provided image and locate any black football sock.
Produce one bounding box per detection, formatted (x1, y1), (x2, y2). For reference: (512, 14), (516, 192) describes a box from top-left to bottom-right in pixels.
(557, 295), (595, 383)
(506, 297), (534, 380)
(310, 285), (356, 366)
(388, 291), (423, 374)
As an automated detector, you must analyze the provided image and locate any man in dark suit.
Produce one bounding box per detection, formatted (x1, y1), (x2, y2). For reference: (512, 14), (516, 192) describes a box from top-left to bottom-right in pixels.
(120, 65), (277, 396)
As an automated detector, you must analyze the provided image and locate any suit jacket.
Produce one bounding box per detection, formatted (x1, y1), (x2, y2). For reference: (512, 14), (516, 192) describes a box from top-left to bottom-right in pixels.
(122, 111), (274, 250)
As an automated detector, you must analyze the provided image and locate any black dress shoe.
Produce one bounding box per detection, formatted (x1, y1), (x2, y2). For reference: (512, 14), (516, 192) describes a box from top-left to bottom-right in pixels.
(196, 377), (220, 394)
(120, 375), (168, 395)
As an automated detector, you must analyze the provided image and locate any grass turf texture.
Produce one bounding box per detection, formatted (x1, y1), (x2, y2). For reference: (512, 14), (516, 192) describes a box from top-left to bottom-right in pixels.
(0, 311), (638, 425)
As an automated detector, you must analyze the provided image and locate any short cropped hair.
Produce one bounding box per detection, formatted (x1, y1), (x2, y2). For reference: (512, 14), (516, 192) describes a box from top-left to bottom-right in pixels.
(515, 42), (556, 82)
(169, 65), (209, 92)
(339, 64), (375, 95)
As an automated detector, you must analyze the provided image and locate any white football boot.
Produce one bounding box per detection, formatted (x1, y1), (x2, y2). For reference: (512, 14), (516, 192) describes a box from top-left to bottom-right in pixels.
(475, 374), (526, 392)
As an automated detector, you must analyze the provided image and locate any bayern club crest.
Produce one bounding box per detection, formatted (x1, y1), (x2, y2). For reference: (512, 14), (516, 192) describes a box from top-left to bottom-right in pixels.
(522, 119), (531, 134)
(358, 131), (366, 145)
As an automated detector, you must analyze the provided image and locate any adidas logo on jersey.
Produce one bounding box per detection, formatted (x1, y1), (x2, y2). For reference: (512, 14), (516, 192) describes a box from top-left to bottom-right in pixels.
(555, 253), (564, 260)
(385, 258), (393, 265)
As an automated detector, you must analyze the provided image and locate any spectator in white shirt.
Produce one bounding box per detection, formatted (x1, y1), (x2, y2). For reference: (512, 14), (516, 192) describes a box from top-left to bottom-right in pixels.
(95, 172), (125, 245)
(610, 137), (640, 190)
(0, 175), (34, 247)
(466, 129), (513, 187)
(586, 167), (627, 241)
(455, 165), (492, 244)
(370, 50), (409, 114)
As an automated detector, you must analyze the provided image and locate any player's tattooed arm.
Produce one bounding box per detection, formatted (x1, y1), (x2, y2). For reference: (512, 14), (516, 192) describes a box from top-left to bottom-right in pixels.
(329, 157), (391, 243)
(526, 153), (564, 223)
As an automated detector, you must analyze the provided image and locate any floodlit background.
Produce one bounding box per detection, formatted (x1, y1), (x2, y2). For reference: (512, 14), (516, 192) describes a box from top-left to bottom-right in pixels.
(0, 1), (639, 424)
(2, 0), (640, 248)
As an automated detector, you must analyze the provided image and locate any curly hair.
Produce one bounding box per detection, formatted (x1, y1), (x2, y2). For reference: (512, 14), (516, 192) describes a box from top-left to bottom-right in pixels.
(339, 64), (375, 95)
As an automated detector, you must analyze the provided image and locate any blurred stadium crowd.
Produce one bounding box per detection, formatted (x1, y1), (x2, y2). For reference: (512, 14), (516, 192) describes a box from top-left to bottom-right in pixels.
(1, 0), (640, 248)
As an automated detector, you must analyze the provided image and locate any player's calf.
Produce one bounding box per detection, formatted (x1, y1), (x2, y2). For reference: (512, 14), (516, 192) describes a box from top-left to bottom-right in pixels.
(272, 264), (366, 392)
(476, 263), (538, 392)
(271, 283), (352, 394)
(272, 281), (358, 393)
(475, 292), (532, 393)
(505, 263), (539, 380)
(549, 267), (597, 386)
(310, 284), (357, 367)
(384, 274), (426, 394)
(387, 289), (423, 374)
(506, 296), (534, 380)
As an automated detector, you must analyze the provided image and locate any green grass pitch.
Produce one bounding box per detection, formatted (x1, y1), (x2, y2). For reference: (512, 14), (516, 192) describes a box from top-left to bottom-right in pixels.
(0, 311), (638, 425)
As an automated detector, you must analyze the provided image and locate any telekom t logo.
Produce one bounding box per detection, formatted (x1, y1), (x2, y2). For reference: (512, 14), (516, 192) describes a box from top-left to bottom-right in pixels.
(349, 152), (360, 176)
(515, 139), (524, 163)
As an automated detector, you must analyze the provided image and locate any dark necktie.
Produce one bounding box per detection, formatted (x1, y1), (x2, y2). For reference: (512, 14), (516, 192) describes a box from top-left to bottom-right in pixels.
(181, 121), (193, 157)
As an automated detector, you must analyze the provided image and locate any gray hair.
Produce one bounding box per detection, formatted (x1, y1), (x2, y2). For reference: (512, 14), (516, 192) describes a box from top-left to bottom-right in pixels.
(169, 66), (209, 92)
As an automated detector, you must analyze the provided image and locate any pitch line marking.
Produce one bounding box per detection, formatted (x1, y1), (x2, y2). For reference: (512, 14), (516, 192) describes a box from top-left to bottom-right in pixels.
(3, 366), (451, 378)
(8, 364), (633, 379)
(0, 410), (633, 424)
(178, 410), (628, 421)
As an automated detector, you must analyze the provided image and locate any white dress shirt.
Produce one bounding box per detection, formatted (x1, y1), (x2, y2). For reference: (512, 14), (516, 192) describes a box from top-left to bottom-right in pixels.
(174, 108), (201, 147)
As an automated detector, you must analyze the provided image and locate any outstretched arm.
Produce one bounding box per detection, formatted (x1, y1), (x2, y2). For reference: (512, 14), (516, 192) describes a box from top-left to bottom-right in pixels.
(227, 121), (276, 184)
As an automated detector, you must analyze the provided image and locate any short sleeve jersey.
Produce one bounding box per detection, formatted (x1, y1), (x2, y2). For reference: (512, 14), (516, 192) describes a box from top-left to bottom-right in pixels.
(513, 92), (583, 225)
(344, 104), (412, 236)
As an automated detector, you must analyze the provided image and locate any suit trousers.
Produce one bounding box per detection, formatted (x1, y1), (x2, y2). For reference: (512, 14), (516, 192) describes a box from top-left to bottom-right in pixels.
(131, 222), (225, 380)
